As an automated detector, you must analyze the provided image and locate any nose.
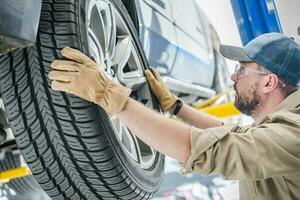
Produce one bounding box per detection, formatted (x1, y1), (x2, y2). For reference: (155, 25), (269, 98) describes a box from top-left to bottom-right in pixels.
(231, 73), (238, 82)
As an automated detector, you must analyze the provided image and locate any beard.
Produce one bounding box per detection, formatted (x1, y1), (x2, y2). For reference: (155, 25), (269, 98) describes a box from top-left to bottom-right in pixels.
(234, 83), (262, 116)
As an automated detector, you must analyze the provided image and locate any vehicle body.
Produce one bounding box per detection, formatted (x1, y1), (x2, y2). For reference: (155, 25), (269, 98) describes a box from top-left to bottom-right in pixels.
(0, 0), (229, 199)
(0, 0), (42, 54)
(136, 0), (228, 102)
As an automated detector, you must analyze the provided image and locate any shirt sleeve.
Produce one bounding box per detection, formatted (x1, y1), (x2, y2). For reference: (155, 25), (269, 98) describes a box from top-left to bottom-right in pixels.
(180, 122), (300, 181)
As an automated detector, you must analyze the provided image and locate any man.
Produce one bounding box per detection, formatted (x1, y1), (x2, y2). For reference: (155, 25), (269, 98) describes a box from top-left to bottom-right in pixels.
(48, 32), (300, 199)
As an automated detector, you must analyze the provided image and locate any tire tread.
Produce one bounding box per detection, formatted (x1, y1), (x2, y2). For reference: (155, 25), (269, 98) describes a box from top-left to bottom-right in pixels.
(0, 0), (161, 199)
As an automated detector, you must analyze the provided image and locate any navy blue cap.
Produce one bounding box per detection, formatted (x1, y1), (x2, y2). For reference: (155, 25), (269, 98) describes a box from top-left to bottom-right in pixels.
(220, 32), (300, 86)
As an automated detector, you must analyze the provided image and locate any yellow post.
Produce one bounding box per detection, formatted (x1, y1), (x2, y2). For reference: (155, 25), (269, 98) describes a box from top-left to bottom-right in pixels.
(200, 102), (240, 118)
(0, 167), (32, 183)
(194, 88), (241, 118)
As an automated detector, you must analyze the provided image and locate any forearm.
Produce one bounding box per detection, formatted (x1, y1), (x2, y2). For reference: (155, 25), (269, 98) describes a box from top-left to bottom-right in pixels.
(176, 103), (223, 129)
(116, 98), (191, 163)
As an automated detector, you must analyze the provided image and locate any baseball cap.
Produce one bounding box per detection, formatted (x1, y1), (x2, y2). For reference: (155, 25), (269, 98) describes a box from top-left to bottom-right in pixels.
(220, 32), (300, 86)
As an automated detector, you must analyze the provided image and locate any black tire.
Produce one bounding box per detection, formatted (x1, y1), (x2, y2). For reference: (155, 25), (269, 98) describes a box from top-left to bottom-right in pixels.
(0, 0), (164, 199)
(0, 152), (49, 199)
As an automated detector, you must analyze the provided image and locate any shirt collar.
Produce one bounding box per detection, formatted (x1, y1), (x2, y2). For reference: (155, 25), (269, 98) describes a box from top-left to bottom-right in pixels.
(274, 89), (300, 112)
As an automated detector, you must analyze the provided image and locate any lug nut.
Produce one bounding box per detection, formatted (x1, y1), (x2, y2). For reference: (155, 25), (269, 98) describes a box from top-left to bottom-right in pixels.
(103, 61), (107, 71)
(110, 68), (115, 76)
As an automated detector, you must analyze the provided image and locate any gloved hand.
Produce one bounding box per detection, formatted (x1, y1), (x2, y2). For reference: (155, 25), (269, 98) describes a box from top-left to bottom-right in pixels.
(48, 47), (131, 116)
(144, 68), (177, 112)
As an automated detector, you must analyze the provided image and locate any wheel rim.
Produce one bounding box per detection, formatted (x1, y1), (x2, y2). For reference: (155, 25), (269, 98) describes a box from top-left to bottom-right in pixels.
(86, 0), (157, 169)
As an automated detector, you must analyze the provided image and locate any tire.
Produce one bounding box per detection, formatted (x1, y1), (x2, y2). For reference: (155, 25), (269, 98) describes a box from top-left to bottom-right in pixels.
(0, 0), (164, 199)
(0, 152), (49, 199)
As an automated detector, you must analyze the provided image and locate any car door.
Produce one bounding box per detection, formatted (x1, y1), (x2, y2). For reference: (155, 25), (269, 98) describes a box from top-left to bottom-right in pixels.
(170, 0), (214, 87)
(136, 0), (178, 74)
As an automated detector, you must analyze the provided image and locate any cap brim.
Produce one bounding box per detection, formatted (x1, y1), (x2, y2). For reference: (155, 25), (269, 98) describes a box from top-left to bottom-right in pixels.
(220, 45), (253, 62)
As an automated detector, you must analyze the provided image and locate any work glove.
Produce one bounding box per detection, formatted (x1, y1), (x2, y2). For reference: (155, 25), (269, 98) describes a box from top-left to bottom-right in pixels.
(144, 68), (177, 112)
(48, 47), (131, 116)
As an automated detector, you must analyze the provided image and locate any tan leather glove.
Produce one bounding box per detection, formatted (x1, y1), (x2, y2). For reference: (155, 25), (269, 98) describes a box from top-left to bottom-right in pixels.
(144, 68), (177, 112)
(48, 47), (131, 116)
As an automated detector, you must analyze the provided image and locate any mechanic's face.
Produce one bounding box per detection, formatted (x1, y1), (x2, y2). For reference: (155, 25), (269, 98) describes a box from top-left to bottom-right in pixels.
(231, 62), (268, 116)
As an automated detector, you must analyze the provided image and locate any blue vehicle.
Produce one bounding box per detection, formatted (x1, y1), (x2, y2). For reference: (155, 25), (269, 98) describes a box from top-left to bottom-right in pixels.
(0, 0), (229, 199)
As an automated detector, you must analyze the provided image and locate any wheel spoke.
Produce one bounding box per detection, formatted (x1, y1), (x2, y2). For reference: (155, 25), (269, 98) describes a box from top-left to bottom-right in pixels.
(122, 126), (140, 163)
(131, 134), (143, 164)
(110, 116), (123, 141)
(112, 36), (132, 69)
(95, 0), (108, 10)
(120, 71), (146, 90)
(111, 36), (147, 89)
(87, 28), (105, 67)
(94, 1), (116, 58)
(106, 4), (117, 57)
(89, 5), (106, 57)
(110, 117), (141, 163)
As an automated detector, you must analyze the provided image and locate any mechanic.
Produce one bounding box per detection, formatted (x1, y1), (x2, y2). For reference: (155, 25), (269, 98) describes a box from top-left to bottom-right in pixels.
(48, 32), (300, 199)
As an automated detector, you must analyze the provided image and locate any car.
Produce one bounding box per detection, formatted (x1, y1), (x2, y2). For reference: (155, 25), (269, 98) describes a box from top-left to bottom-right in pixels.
(0, 0), (230, 199)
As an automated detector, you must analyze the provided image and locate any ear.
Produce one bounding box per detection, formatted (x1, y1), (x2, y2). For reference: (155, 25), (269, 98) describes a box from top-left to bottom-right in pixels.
(262, 74), (279, 94)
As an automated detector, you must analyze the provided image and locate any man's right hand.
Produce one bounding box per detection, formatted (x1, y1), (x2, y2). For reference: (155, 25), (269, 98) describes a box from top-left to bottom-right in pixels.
(48, 47), (131, 116)
(144, 68), (178, 113)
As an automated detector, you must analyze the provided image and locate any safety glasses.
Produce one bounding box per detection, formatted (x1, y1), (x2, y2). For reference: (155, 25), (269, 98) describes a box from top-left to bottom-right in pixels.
(233, 63), (270, 80)
(233, 63), (287, 87)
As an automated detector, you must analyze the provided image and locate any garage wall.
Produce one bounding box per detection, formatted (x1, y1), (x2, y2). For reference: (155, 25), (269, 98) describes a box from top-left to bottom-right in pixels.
(274, 0), (300, 43)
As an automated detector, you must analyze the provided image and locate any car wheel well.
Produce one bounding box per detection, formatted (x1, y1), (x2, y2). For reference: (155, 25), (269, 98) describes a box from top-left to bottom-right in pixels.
(209, 25), (230, 93)
(209, 25), (221, 52)
(121, 0), (139, 31)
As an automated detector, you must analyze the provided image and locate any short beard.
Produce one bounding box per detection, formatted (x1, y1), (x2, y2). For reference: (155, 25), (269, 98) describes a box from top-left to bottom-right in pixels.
(234, 84), (261, 116)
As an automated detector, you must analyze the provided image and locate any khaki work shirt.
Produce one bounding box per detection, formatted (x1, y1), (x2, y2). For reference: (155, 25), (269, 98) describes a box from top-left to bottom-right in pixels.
(181, 90), (300, 200)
